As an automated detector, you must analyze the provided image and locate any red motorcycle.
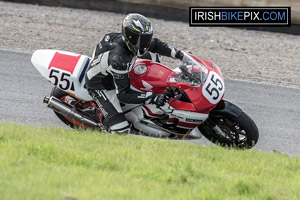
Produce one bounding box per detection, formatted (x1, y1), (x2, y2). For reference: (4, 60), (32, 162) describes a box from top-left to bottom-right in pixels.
(31, 50), (259, 149)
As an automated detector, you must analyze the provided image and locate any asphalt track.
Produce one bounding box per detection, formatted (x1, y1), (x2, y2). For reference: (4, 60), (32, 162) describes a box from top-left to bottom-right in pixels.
(1, 49), (300, 156)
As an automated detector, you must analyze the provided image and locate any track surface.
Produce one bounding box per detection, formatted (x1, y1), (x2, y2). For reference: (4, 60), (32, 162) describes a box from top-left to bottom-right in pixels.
(1, 50), (300, 155)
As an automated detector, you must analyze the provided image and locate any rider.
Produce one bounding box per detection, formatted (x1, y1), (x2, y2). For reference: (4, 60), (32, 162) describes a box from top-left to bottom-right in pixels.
(85, 13), (184, 133)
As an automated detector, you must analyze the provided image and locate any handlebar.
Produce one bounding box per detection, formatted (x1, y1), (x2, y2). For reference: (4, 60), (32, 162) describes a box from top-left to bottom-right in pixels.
(179, 63), (201, 83)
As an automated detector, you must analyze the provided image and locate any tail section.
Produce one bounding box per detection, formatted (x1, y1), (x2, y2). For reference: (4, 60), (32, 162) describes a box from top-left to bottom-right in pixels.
(31, 49), (92, 101)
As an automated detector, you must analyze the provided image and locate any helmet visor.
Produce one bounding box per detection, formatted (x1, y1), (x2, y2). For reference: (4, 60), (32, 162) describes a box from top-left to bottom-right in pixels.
(124, 27), (153, 54)
(125, 28), (139, 46)
(136, 34), (152, 54)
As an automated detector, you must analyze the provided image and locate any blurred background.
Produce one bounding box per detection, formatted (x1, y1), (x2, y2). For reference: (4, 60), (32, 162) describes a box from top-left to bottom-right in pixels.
(0, 0), (299, 87)
(1, 0), (299, 25)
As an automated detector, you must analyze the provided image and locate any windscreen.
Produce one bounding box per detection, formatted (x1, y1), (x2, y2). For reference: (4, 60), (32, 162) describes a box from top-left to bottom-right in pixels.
(170, 52), (208, 86)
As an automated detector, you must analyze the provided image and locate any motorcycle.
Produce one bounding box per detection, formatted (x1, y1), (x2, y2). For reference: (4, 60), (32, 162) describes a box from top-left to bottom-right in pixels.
(31, 49), (259, 149)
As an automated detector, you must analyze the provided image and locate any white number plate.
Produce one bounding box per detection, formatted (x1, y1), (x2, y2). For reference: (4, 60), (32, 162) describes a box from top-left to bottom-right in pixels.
(202, 71), (225, 104)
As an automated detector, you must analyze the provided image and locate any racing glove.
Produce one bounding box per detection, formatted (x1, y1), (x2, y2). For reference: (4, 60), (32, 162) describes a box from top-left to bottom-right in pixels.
(150, 94), (167, 107)
(164, 87), (179, 98)
(175, 49), (184, 60)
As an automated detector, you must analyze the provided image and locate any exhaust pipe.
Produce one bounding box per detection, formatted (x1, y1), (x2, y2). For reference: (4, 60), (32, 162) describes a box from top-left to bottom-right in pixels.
(43, 96), (99, 128)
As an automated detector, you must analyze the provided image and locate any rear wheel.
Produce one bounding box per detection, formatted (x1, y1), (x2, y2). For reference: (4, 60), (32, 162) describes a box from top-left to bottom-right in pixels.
(198, 112), (259, 149)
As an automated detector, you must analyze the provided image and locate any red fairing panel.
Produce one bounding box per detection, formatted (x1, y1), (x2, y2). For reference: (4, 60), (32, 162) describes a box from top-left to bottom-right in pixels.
(48, 52), (81, 74)
(197, 59), (224, 113)
(130, 60), (174, 94)
(130, 56), (224, 114)
(167, 59), (225, 114)
(142, 105), (163, 117)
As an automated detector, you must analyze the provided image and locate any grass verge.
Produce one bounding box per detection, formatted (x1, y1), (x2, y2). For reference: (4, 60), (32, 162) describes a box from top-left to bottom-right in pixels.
(0, 123), (299, 200)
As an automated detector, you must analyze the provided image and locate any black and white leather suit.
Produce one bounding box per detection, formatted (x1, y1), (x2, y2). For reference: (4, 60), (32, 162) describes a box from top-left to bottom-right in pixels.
(85, 33), (182, 133)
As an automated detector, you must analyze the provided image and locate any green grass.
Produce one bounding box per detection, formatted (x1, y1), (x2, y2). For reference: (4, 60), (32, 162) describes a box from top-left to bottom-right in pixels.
(0, 124), (300, 200)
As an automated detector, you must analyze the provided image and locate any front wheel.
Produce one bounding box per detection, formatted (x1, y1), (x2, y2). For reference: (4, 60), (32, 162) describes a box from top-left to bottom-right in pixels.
(198, 112), (259, 149)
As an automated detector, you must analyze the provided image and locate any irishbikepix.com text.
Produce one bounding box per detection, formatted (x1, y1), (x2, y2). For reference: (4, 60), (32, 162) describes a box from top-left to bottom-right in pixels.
(190, 7), (290, 26)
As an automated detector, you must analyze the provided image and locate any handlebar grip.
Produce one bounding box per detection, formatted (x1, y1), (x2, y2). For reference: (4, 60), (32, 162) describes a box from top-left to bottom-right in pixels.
(179, 64), (189, 72)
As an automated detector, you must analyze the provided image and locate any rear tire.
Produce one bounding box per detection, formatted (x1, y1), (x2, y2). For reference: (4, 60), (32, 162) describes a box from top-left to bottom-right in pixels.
(198, 112), (259, 149)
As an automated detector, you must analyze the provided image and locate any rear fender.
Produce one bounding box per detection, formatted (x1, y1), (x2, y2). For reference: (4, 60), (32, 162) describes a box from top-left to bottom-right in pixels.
(209, 99), (243, 118)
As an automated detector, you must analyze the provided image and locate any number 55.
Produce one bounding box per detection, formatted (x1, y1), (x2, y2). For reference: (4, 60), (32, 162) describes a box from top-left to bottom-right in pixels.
(49, 69), (71, 90)
(202, 72), (225, 104)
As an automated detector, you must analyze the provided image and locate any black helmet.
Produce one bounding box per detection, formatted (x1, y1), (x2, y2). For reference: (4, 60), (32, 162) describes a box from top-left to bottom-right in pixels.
(122, 13), (153, 55)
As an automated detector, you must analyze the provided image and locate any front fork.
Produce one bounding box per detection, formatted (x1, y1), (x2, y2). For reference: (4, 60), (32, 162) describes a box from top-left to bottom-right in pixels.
(205, 118), (227, 138)
(203, 99), (243, 138)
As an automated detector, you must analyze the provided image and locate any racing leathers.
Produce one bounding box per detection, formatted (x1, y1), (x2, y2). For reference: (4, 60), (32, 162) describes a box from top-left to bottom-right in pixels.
(85, 33), (183, 133)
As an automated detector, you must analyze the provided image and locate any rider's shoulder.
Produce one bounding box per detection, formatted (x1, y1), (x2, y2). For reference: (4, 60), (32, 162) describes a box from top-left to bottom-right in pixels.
(109, 54), (128, 70)
(99, 33), (121, 45)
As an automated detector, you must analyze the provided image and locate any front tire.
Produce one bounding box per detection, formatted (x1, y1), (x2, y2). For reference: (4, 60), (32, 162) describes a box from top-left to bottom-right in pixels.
(198, 112), (259, 149)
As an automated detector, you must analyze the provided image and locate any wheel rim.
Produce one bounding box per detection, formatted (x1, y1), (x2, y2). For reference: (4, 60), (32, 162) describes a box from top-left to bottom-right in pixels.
(216, 118), (248, 147)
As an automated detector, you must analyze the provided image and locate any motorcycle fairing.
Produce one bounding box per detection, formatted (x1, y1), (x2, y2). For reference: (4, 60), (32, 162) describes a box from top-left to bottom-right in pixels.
(130, 59), (172, 94)
(31, 50), (92, 101)
(130, 54), (225, 114)
(141, 104), (208, 130)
